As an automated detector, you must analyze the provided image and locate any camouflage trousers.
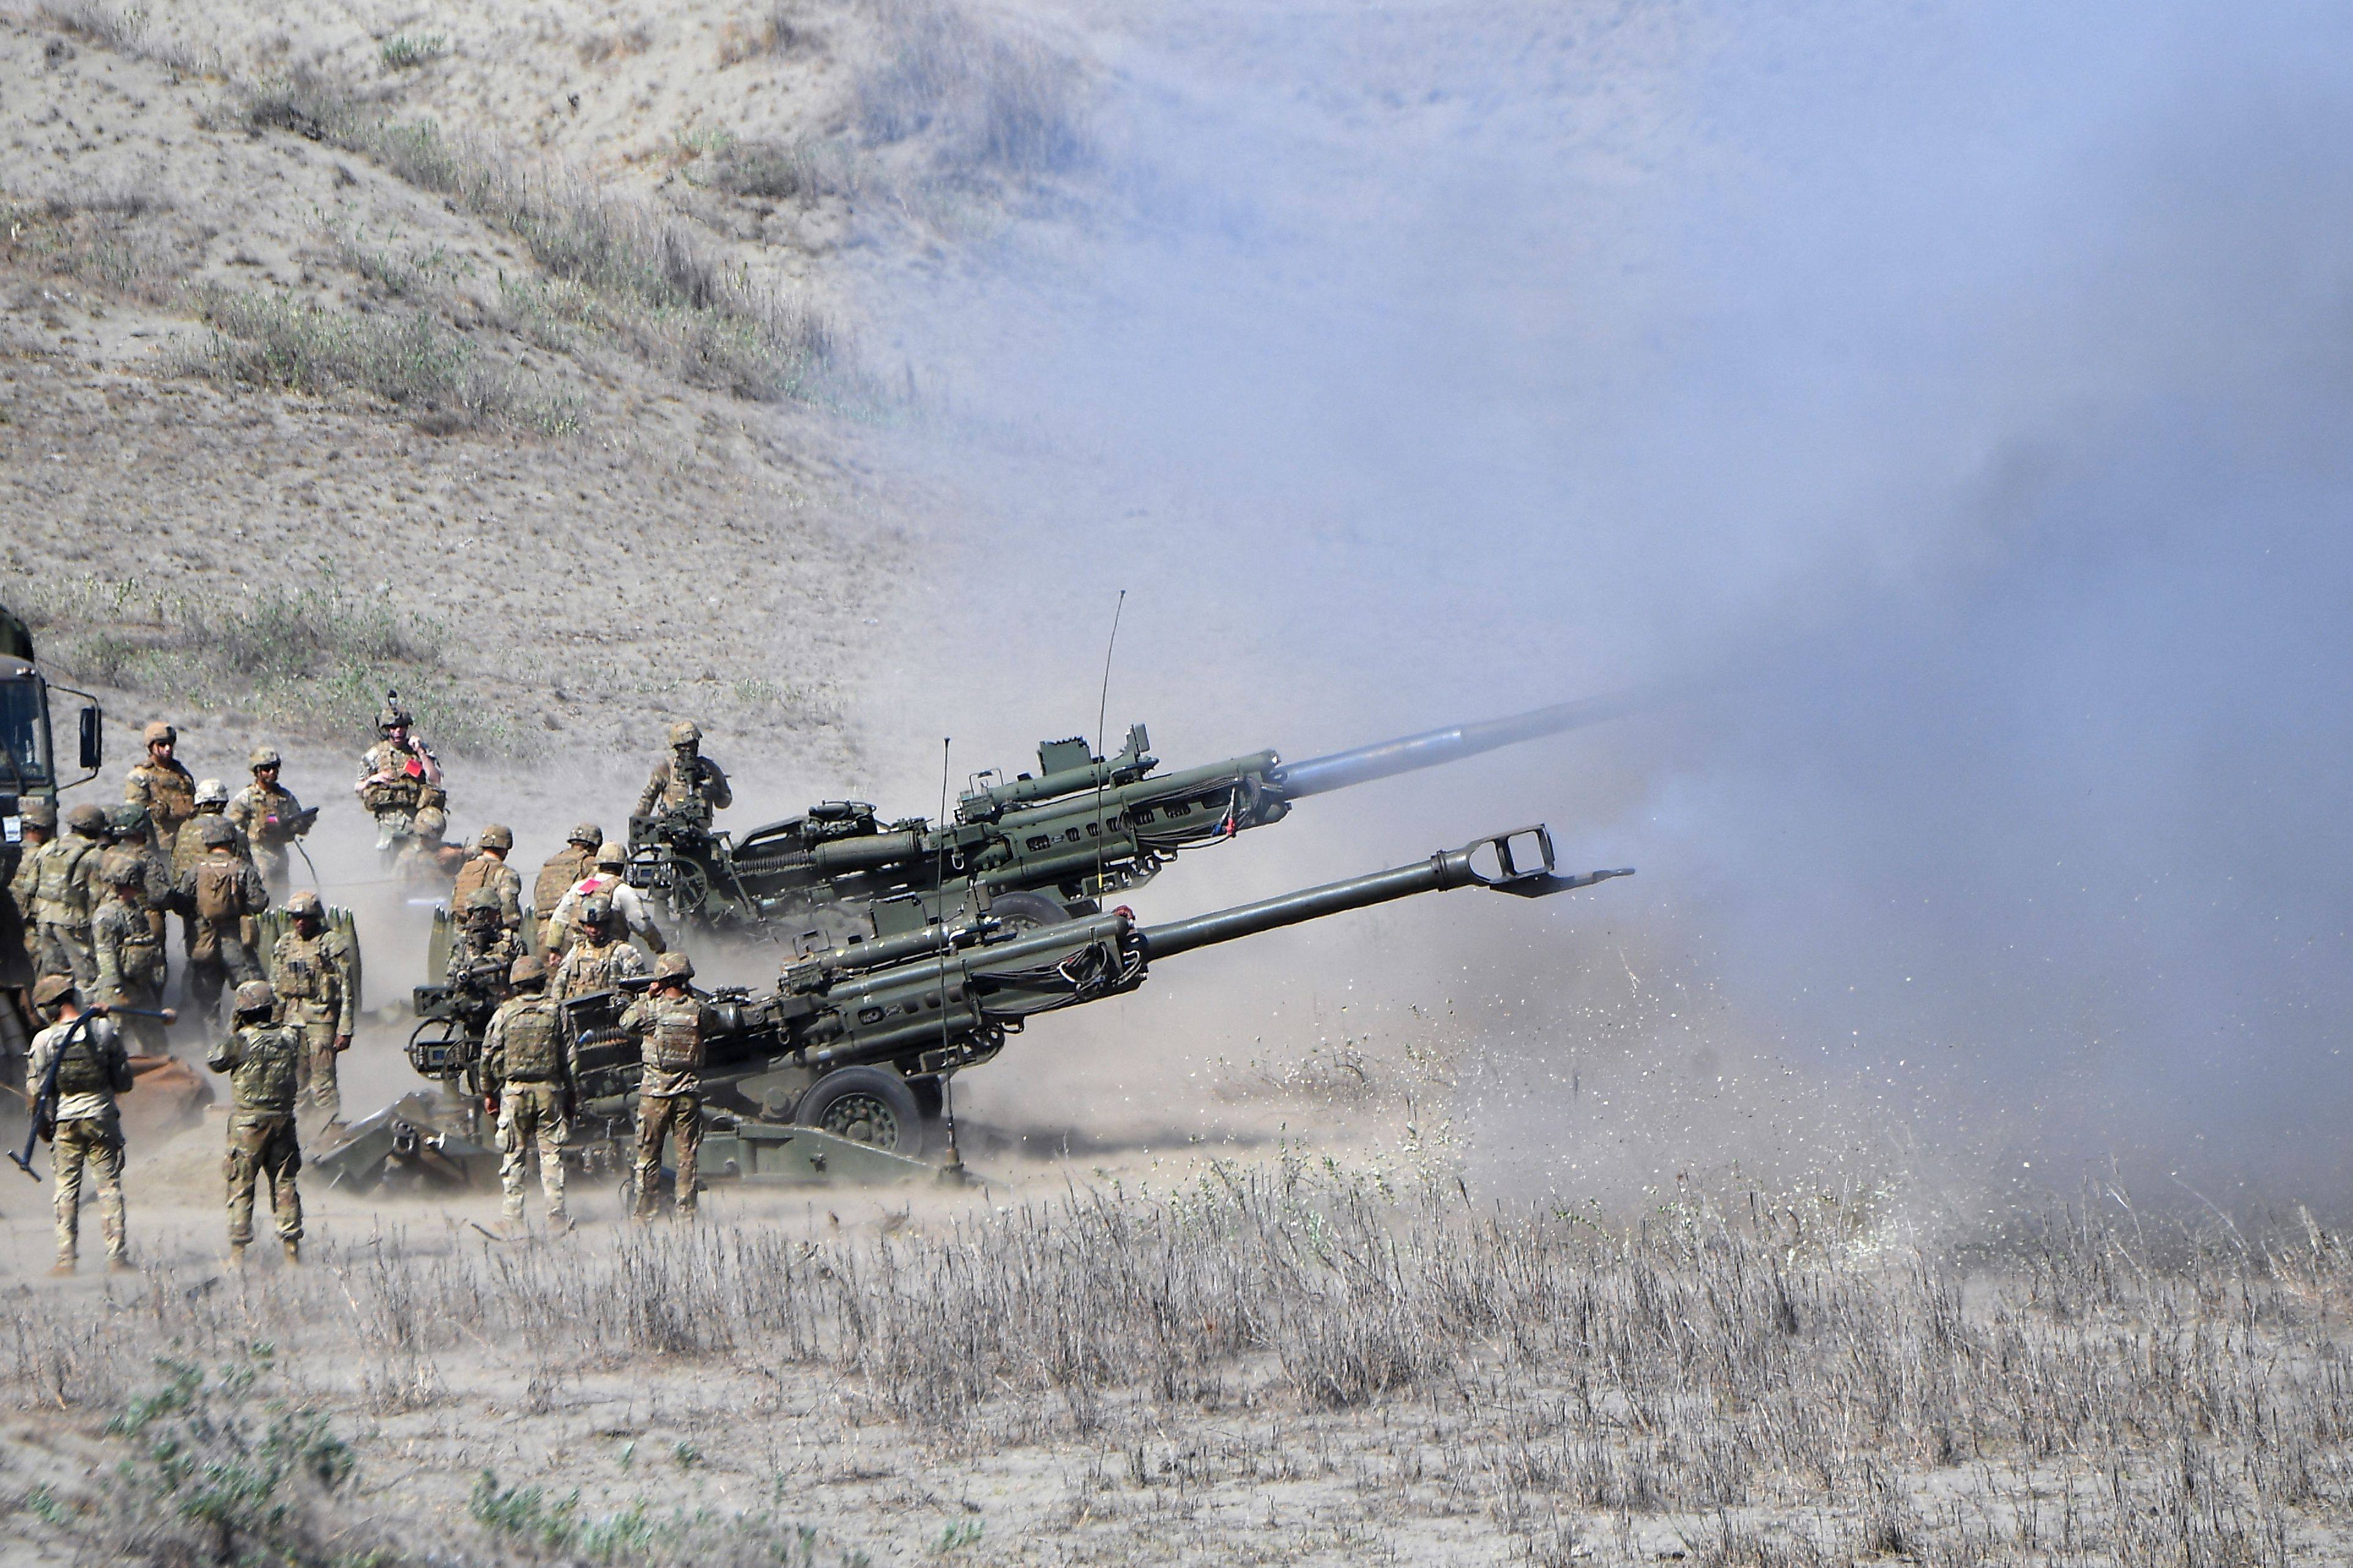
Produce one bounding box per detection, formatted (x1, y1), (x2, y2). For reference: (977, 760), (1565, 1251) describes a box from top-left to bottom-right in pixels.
(184, 938), (263, 1026)
(291, 1022), (343, 1120)
(34, 921), (95, 986)
(372, 808), (417, 865)
(52, 1113), (126, 1263)
(225, 1113), (302, 1246)
(632, 1091), (701, 1219)
(497, 1082), (570, 1223)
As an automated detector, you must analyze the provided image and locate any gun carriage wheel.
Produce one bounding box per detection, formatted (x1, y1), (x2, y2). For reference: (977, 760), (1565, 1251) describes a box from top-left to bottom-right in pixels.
(795, 1066), (922, 1153)
(986, 891), (1071, 932)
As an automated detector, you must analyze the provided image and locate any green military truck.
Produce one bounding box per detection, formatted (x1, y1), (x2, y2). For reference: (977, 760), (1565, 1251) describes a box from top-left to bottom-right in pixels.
(0, 600), (105, 1077)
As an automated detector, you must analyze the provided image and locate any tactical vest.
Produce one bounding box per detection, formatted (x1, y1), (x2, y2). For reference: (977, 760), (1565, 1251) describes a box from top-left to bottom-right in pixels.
(51, 1025), (113, 1096)
(360, 744), (426, 812)
(227, 1025), (301, 1114)
(99, 901), (166, 991)
(561, 940), (636, 995)
(34, 838), (98, 924)
(135, 763), (197, 828)
(273, 935), (335, 1001)
(642, 996), (704, 1074)
(193, 858), (246, 923)
(497, 999), (564, 1082)
(534, 849), (590, 913)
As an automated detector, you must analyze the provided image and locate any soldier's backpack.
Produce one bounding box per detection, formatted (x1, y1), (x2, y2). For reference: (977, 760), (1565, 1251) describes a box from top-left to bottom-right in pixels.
(34, 838), (97, 923)
(498, 998), (564, 1083)
(50, 1024), (122, 1097)
(194, 858), (246, 924)
(644, 997), (704, 1074)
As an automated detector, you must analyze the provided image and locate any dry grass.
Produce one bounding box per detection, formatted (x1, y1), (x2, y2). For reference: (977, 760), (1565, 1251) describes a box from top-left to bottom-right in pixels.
(856, 0), (1092, 184)
(2, 1166), (2347, 1563)
(0, 190), (204, 304)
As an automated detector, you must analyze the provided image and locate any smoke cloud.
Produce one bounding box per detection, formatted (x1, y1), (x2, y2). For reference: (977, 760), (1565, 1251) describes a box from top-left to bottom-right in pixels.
(857, 0), (2353, 1213)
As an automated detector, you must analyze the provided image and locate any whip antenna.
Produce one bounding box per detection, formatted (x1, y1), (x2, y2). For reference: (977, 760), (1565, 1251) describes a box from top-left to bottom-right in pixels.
(934, 735), (968, 1182)
(1091, 589), (1126, 894)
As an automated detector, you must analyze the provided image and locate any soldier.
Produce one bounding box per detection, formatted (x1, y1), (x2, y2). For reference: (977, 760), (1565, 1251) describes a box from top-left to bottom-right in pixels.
(636, 721), (732, 827)
(550, 894), (649, 1001)
(619, 951), (708, 1221)
(355, 696), (443, 868)
(2, 796), (52, 984)
(548, 841), (667, 954)
(447, 886), (523, 987)
(395, 808), (465, 894)
(270, 891), (354, 1124)
(451, 823), (523, 932)
(228, 746), (311, 902)
(108, 804), (176, 944)
(533, 822), (601, 950)
(123, 721), (197, 852)
(170, 779), (247, 877)
(178, 817), (269, 1025)
(483, 953), (571, 1230)
(26, 975), (136, 1274)
(28, 802), (108, 984)
(91, 853), (168, 1055)
(206, 980), (303, 1266)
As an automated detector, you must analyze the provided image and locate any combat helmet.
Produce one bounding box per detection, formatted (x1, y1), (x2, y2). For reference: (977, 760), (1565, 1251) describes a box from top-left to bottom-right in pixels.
(197, 816), (238, 848)
(477, 823), (514, 852)
(578, 893), (614, 929)
(141, 721), (176, 748)
(653, 951), (694, 983)
(20, 797), (56, 831)
(667, 719), (701, 749)
(412, 806), (448, 838)
(285, 890), (324, 919)
(101, 850), (147, 887)
(510, 953), (546, 987)
(232, 979), (276, 1017)
(32, 974), (78, 1016)
(194, 778), (230, 808)
(66, 803), (108, 836)
(464, 887), (504, 920)
(568, 820), (602, 848)
(106, 803), (149, 840)
(376, 693), (415, 736)
(595, 840), (627, 871)
(248, 745), (281, 771)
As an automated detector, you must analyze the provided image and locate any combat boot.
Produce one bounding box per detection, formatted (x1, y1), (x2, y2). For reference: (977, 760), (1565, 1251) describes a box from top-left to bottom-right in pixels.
(282, 1238), (302, 1266)
(108, 1257), (136, 1276)
(48, 1256), (75, 1278)
(228, 1241), (248, 1269)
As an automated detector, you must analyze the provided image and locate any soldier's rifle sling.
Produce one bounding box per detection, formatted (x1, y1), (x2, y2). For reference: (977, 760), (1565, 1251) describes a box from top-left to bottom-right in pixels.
(0, 1004), (162, 1181)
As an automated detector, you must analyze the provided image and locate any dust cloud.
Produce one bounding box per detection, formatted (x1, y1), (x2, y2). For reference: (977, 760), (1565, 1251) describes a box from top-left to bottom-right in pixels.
(849, 0), (2353, 1214)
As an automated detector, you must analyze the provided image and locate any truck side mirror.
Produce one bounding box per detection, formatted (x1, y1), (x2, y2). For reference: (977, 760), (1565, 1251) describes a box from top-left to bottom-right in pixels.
(78, 705), (102, 773)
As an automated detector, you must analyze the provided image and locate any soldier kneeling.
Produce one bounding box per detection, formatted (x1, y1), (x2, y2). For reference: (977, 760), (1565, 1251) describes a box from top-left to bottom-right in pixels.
(207, 980), (305, 1266)
(620, 951), (708, 1221)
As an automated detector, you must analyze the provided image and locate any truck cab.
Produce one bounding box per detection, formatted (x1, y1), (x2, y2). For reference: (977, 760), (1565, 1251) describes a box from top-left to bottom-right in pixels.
(0, 653), (102, 845)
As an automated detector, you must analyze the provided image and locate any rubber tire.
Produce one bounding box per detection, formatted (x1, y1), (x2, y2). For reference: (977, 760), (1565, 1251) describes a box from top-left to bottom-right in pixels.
(988, 891), (1071, 932)
(795, 1066), (923, 1154)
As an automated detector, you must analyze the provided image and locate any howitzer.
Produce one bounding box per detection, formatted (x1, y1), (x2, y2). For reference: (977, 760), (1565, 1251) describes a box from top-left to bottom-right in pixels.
(560, 827), (1629, 1168)
(628, 692), (1635, 945)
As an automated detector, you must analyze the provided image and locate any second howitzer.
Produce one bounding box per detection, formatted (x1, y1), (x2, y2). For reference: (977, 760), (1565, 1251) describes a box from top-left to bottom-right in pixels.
(628, 693), (1633, 945)
(554, 827), (1629, 1172)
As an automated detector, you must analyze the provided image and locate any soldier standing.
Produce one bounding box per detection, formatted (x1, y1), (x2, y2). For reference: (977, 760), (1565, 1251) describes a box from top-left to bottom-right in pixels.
(269, 891), (354, 1124)
(124, 721), (197, 853)
(206, 980), (303, 1266)
(91, 853), (168, 1056)
(533, 822), (601, 950)
(395, 808), (465, 894)
(228, 746), (311, 902)
(550, 895), (649, 1001)
(483, 954), (571, 1230)
(447, 888), (523, 987)
(171, 779), (251, 877)
(451, 823), (523, 932)
(619, 951), (707, 1221)
(355, 697), (443, 868)
(28, 803), (108, 984)
(636, 721), (732, 827)
(2, 796), (53, 984)
(26, 975), (135, 1275)
(547, 842), (667, 955)
(179, 817), (269, 1025)
(108, 804), (176, 944)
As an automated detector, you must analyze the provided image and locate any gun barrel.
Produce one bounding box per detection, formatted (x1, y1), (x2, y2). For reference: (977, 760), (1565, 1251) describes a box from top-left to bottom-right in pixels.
(1142, 826), (1623, 959)
(1268, 693), (1640, 801)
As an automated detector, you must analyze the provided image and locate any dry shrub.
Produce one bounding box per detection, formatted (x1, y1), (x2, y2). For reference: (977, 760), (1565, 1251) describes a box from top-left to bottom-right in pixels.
(577, 24), (653, 66)
(716, 2), (809, 67)
(857, 0), (1091, 182)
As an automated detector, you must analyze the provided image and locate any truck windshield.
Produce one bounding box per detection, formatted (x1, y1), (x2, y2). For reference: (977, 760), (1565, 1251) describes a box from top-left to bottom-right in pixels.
(0, 674), (52, 792)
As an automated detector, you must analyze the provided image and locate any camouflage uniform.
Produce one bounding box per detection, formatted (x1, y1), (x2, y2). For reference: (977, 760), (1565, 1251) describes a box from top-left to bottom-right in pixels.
(450, 825), (524, 931)
(483, 961), (570, 1225)
(207, 985), (303, 1256)
(108, 805), (176, 945)
(1, 799), (50, 987)
(228, 748), (307, 902)
(550, 923), (649, 1002)
(173, 798), (251, 879)
(532, 824), (601, 950)
(91, 859), (169, 1055)
(124, 723), (198, 852)
(355, 702), (442, 866)
(26, 807), (108, 984)
(269, 897), (354, 1121)
(619, 957), (708, 1219)
(636, 723), (733, 827)
(394, 809), (465, 895)
(548, 849), (667, 954)
(178, 831), (269, 1025)
(29, 995), (133, 1270)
